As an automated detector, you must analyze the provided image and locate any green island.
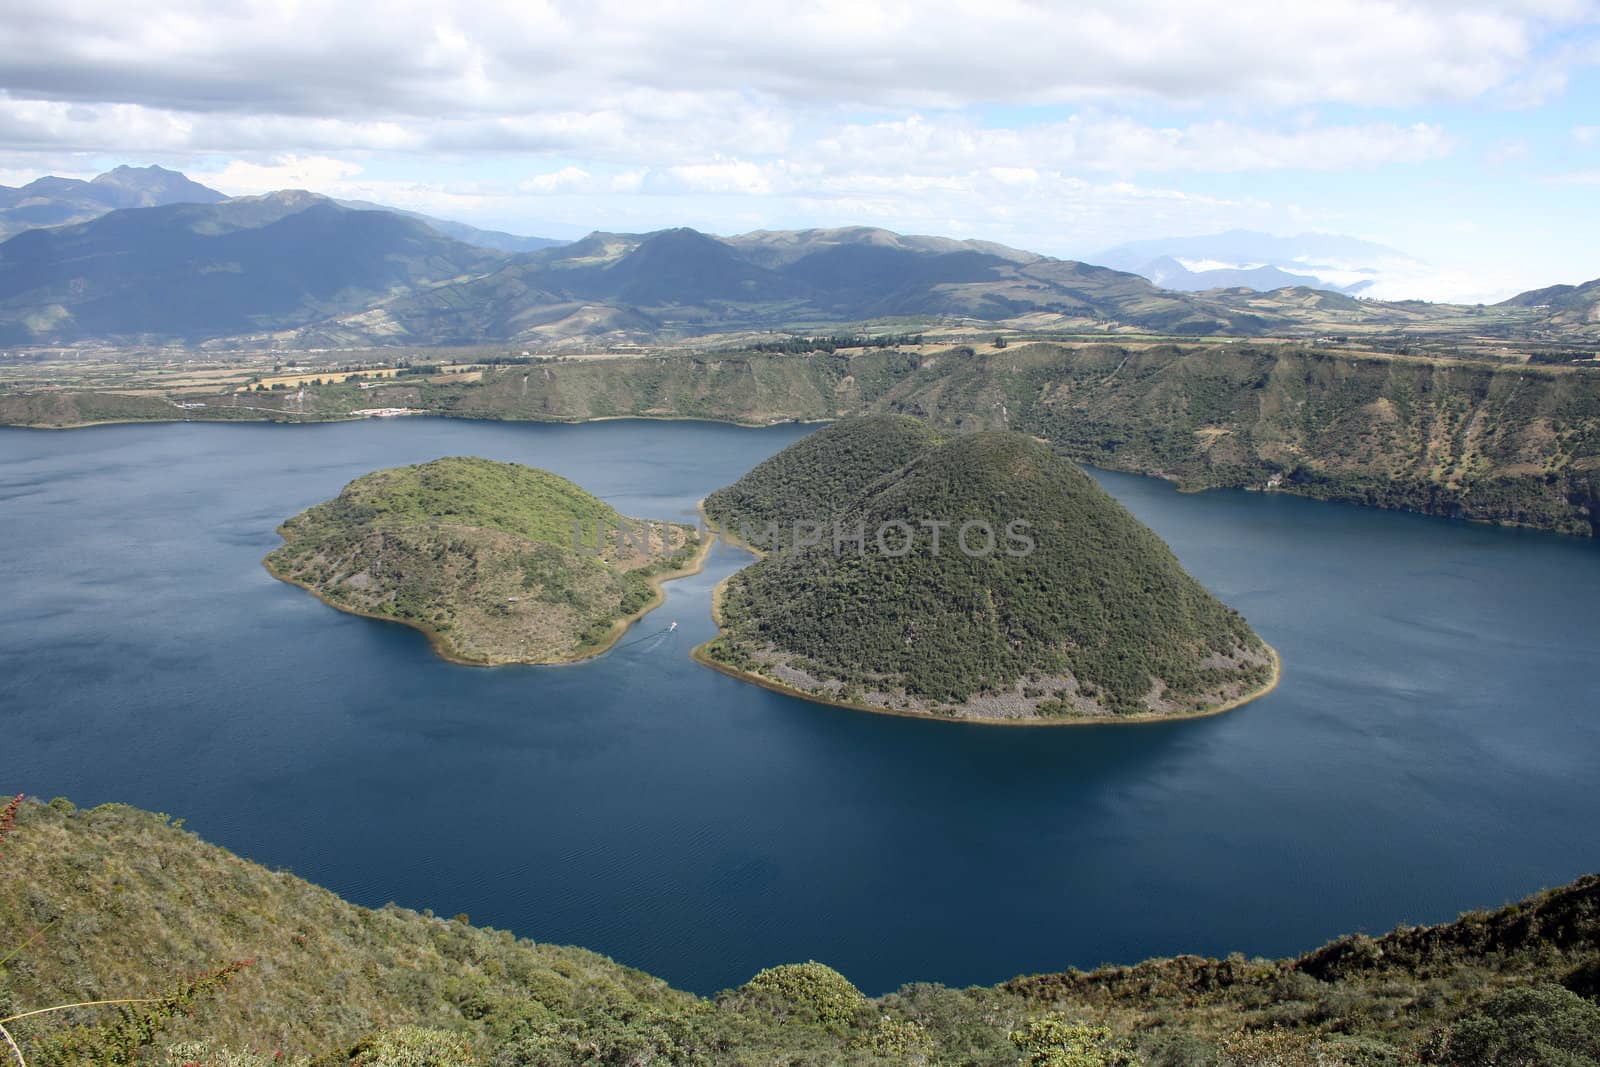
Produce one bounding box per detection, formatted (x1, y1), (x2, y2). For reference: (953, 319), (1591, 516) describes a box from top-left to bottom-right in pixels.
(1, 797), (1597, 1066)
(263, 457), (704, 665)
(697, 416), (1277, 723)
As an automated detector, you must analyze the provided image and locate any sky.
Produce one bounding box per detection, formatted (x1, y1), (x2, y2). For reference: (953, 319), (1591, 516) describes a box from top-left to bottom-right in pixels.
(1, 0), (1598, 302)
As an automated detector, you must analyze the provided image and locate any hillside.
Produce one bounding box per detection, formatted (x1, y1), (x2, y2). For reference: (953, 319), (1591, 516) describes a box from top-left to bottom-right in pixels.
(264, 457), (702, 664)
(288, 225), (1283, 347)
(435, 343), (1600, 537)
(0, 192), (501, 344)
(701, 423), (1275, 721)
(0, 202), (1561, 346)
(1504, 277), (1600, 336)
(2, 797), (1597, 1066)
(271, 225), (1554, 348)
(332, 198), (566, 253)
(6, 341), (1597, 536)
(703, 414), (942, 550)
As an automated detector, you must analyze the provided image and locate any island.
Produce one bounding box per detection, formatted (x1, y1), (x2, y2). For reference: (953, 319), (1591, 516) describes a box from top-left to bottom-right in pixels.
(264, 456), (705, 664)
(698, 415), (1278, 723)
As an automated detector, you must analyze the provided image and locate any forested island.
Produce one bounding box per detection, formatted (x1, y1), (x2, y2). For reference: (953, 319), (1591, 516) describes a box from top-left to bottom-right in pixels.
(263, 457), (703, 664)
(2, 797), (1596, 1066)
(698, 416), (1277, 722)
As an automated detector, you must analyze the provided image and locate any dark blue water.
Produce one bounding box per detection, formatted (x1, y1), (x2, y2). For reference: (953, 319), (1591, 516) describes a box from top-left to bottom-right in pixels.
(2, 418), (1598, 996)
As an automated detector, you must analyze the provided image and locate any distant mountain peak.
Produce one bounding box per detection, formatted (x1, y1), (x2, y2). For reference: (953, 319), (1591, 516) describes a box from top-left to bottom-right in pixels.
(0, 163), (226, 237)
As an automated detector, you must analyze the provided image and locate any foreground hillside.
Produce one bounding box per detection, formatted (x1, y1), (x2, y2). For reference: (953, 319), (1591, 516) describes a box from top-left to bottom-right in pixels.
(265, 457), (702, 664)
(1, 798), (1597, 1065)
(702, 420), (1274, 721)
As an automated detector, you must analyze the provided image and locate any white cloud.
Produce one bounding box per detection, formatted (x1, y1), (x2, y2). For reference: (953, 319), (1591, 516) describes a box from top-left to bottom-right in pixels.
(192, 155), (364, 194)
(814, 115), (1454, 174)
(1, 0), (1594, 302)
(659, 161), (775, 195)
(1576, 125), (1600, 145)
(0, 0), (1591, 129)
(519, 166), (592, 194)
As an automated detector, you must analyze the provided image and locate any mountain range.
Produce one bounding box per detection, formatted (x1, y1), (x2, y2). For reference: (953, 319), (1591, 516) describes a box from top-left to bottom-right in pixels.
(0, 167), (1594, 348)
(0, 191), (503, 344)
(0, 164), (564, 252)
(0, 164), (226, 237)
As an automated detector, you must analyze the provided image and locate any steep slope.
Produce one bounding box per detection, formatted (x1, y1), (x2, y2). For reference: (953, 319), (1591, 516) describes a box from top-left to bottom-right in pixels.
(702, 423), (1275, 720)
(2, 797), (1598, 1065)
(0, 192), (501, 343)
(264, 457), (702, 664)
(0, 164), (225, 237)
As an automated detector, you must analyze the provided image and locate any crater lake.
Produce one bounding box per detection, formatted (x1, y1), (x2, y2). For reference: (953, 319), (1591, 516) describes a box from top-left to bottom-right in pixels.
(2, 417), (1597, 995)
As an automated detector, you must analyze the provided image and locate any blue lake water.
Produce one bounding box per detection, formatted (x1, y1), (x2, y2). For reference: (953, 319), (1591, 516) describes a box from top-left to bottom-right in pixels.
(2, 417), (1598, 996)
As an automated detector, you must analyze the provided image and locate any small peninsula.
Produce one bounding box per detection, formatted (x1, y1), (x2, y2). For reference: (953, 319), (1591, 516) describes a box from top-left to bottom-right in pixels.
(264, 456), (703, 664)
(699, 416), (1277, 723)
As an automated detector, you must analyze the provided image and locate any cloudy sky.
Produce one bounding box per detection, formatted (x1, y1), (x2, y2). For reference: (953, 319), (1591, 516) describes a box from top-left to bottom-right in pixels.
(2, 0), (1598, 301)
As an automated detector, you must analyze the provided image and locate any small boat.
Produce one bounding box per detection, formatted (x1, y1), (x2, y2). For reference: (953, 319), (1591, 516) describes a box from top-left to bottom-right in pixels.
(668, 621), (679, 632)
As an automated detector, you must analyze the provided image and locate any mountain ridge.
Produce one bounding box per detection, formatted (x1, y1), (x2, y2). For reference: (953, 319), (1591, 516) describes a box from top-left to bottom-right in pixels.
(0, 191), (503, 344)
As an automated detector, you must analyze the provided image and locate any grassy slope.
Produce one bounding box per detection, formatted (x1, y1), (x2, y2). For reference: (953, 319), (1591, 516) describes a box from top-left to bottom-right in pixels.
(702, 423), (1270, 718)
(264, 457), (699, 664)
(2, 799), (1598, 1066)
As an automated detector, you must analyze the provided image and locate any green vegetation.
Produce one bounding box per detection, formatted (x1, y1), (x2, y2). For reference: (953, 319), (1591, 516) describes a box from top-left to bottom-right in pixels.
(749, 332), (927, 354)
(6, 340), (1598, 537)
(731, 963), (868, 1027)
(443, 342), (1600, 537)
(702, 420), (1273, 720)
(2, 798), (1598, 1066)
(705, 414), (941, 550)
(263, 457), (701, 664)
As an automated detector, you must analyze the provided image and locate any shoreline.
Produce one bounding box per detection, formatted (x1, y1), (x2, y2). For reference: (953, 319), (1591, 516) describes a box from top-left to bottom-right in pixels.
(691, 636), (1282, 729)
(262, 522), (714, 669)
(8, 410), (1589, 541)
(692, 508), (1283, 727)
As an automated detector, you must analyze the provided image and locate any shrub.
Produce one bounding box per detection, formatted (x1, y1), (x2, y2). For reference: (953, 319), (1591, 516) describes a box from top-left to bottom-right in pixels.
(1010, 1016), (1139, 1067)
(734, 962), (866, 1027)
(1425, 984), (1600, 1067)
(347, 1026), (476, 1067)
